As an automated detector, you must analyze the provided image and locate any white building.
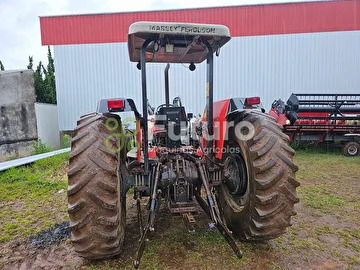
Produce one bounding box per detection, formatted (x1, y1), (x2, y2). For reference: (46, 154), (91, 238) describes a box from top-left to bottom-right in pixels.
(39, 0), (360, 132)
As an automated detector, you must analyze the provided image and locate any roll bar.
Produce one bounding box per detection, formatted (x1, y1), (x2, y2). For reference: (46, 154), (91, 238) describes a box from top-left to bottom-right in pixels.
(127, 21), (231, 176)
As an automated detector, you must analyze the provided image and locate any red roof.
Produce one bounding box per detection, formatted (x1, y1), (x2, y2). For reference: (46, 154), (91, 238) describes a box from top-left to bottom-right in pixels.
(40, 0), (360, 45)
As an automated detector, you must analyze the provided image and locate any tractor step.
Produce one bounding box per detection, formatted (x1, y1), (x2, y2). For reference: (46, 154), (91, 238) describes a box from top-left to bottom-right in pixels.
(182, 212), (196, 233)
(169, 200), (199, 214)
(169, 205), (198, 214)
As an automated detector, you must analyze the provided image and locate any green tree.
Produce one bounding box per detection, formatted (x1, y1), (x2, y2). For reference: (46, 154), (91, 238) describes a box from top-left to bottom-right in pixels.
(28, 46), (56, 104)
(43, 46), (56, 104)
(0, 60), (4, 71)
(27, 56), (33, 70)
(34, 61), (47, 103)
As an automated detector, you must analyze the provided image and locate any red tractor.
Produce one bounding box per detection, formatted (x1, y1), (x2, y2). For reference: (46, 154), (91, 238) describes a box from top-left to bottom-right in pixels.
(67, 22), (299, 268)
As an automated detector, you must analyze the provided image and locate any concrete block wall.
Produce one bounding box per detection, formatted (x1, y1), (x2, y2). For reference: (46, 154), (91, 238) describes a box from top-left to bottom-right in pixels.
(0, 70), (38, 161)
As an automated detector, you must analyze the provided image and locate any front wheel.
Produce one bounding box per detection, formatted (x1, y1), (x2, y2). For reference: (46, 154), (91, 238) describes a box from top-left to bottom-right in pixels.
(217, 111), (300, 241)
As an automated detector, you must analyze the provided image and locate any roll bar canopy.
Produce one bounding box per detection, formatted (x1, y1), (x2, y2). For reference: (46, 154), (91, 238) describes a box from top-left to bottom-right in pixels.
(128, 21), (231, 63)
(127, 21), (231, 180)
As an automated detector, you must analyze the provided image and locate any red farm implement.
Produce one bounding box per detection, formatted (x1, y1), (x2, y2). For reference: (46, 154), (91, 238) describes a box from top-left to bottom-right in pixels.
(270, 93), (360, 156)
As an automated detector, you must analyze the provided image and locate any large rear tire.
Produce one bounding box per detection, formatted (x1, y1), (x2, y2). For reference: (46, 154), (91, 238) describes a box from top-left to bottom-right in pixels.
(218, 111), (300, 241)
(67, 113), (126, 259)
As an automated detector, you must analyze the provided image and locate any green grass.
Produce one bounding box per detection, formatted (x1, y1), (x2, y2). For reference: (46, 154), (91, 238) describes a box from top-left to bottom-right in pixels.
(294, 149), (360, 180)
(60, 134), (72, 149)
(298, 184), (345, 210)
(1, 147), (359, 269)
(348, 229), (360, 239)
(32, 138), (55, 155)
(0, 152), (69, 242)
(294, 150), (359, 212)
(314, 225), (332, 235)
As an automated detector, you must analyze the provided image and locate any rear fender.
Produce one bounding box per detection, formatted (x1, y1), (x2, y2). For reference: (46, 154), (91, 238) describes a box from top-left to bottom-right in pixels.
(201, 99), (231, 159)
(201, 98), (264, 160)
(97, 98), (142, 162)
(222, 109), (250, 158)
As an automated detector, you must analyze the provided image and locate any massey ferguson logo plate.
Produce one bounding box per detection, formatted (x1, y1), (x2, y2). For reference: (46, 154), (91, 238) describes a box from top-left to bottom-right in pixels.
(149, 25), (216, 34)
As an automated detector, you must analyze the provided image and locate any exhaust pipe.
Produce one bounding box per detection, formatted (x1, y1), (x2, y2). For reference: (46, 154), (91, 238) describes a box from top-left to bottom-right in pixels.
(165, 63), (170, 106)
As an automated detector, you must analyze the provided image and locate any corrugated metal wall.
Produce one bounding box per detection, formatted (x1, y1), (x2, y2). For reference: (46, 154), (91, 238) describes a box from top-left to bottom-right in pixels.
(41, 0), (360, 45)
(55, 30), (360, 131)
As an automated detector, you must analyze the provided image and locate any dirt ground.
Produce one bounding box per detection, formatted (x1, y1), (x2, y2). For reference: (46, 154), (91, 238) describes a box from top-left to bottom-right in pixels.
(0, 153), (359, 270)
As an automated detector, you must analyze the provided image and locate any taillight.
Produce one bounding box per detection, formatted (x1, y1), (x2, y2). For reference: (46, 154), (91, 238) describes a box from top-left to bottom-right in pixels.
(107, 99), (125, 110)
(245, 97), (260, 106)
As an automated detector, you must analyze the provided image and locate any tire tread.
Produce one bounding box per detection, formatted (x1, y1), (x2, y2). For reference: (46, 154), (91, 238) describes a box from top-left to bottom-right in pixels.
(67, 113), (125, 259)
(219, 112), (299, 241)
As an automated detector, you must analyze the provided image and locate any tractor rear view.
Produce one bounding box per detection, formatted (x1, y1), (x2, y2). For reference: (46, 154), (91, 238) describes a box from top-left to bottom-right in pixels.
(67, 22), (299, 268)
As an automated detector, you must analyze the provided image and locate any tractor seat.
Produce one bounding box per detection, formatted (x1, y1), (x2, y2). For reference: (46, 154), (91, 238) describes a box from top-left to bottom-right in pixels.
(154, 106), (188, 129)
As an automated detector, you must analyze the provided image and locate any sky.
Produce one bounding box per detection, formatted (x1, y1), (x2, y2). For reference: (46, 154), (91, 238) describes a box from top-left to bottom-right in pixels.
(0, 0), (322, 70)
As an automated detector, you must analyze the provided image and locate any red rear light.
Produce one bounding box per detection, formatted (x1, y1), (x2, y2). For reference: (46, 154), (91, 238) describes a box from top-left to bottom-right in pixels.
(107, 99), (124, 110)
(245, 97), (260, 106)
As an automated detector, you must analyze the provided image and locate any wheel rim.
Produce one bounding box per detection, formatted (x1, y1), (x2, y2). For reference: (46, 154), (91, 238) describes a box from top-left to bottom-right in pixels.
(223, 154), (248, 207)
(348, 145), (358, 156)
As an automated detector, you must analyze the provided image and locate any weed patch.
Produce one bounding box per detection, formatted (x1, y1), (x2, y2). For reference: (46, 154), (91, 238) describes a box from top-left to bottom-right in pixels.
(298, 184), (345, 211)
(0, 153), (69, 242)
(32, 139), (55, 155)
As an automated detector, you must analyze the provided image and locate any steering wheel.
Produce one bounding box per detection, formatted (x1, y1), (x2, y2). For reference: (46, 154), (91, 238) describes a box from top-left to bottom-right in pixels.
(155, 103), (174, 113)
